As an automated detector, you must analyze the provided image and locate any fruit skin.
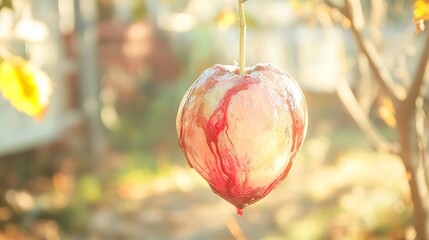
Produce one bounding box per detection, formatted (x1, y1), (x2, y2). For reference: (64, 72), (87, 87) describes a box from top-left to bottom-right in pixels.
(177, 63), (307, 210)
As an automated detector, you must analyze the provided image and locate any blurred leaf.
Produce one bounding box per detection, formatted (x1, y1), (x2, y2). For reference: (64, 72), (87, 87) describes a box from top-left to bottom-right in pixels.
(0, 57), (53, 120)
(215, 7), (236, 31)
(245, 12), (259, 29)
(414, 0), (429, 33)
(377, 96), (396, 128)
(215, 7), (259, 31)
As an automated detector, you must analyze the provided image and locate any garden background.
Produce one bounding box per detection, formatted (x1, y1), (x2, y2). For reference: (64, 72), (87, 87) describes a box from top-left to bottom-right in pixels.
(0, 0), (428, 239)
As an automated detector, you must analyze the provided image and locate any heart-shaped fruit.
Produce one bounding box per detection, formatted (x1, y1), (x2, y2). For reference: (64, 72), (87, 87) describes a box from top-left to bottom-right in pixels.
(176, 63), (307, 215)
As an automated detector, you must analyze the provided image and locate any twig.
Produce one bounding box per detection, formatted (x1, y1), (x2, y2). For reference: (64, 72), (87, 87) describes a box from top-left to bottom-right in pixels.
(325, 1), (346, 16)
(225, 216), (248, 240)
(325, 0), (405, 101)
(336, 80), (398, 153)
(356, 53), (377, 112)
(416, 95), (429, 191)
(344, 0), (406, 102)
(405, 31), (429, 114)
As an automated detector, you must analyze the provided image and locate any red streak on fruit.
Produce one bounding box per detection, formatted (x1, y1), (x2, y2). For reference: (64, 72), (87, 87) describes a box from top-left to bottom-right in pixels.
(204, 76), (258, 209)
(236, 207), (243, 216)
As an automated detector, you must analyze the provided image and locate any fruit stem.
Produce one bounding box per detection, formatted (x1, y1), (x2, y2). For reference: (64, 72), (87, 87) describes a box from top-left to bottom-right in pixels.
(237, 0), (246, 75)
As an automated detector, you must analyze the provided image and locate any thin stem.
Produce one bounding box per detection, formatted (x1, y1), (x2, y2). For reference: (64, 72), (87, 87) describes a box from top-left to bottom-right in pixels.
(237, 0), (246, 75)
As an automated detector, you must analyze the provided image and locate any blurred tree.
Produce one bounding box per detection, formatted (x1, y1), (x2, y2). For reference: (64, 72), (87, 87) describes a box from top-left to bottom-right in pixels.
(323, 0), (429, 238)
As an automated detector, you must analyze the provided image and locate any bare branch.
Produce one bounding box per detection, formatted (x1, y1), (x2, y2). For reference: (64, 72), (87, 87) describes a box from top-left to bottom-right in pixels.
(356, 53), (378, 112)
(327, 0), (429, 237)
(344, 0), (406, 102)
(405, 31), (429, 114)
(336, 80), (398, 153)
(416, 93), (429, 194)
(325, 0), (406, 101)
(325, 1), (346, 16)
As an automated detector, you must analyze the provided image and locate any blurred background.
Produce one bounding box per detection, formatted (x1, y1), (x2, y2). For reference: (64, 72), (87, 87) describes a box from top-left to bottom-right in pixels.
(0, 0), (427, 239)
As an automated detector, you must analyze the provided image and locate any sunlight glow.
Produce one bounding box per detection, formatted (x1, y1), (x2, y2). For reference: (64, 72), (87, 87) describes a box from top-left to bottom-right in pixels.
(157, 13), (196, 33)
(15, 19), (49, 42)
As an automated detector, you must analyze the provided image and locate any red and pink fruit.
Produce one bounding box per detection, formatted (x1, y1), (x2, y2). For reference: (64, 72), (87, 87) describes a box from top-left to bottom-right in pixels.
(176, 63), (307, 215)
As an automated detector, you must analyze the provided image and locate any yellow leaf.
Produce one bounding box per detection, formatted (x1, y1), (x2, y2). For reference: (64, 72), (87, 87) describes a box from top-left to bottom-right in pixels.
(215, 7), (237, 31)
(0, 57), (53, 120)
(377, 96), (396, 128)
(414, 0), (429, 33)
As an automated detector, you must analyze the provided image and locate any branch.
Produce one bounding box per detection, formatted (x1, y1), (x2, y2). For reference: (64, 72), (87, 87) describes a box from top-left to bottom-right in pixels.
(325, 0), (406, 102)
(405, 31), (429, 113)
(344, 0), (406, 102)
(336, 80), (398, 153)
(416, 94), (429, 196)
(325, 1), (346, 16)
